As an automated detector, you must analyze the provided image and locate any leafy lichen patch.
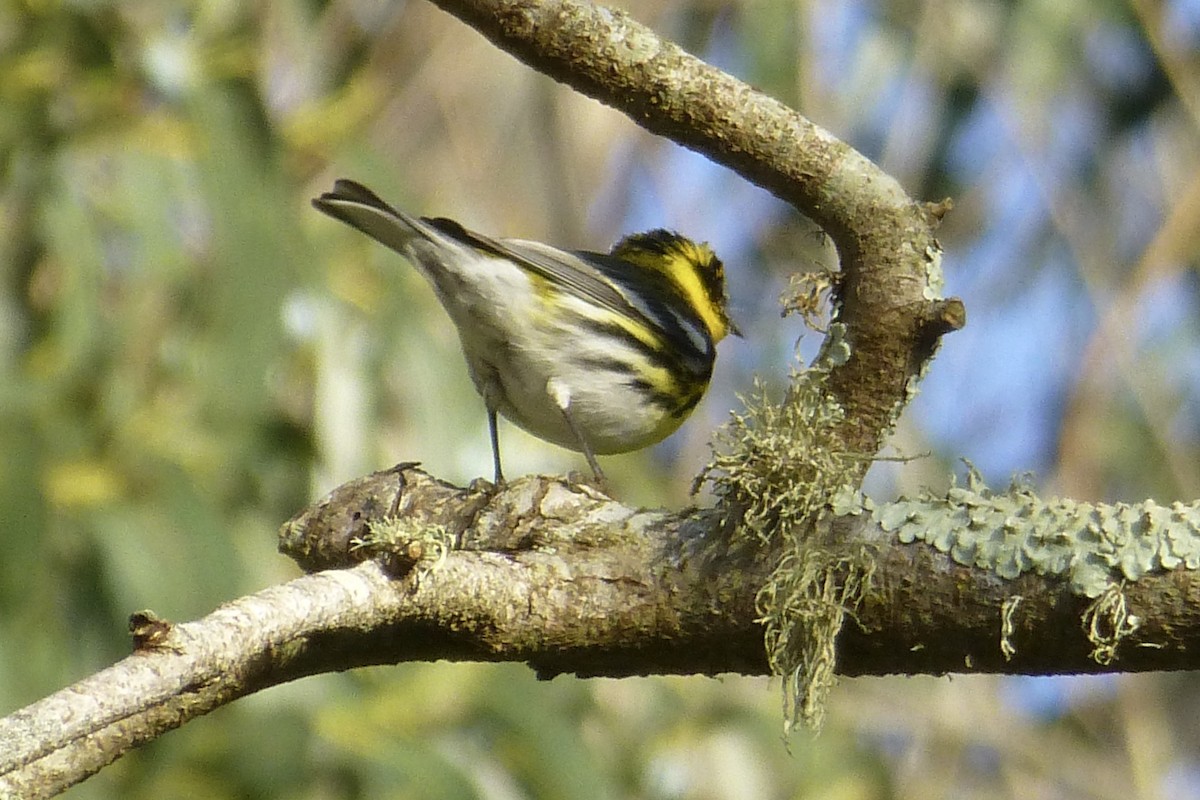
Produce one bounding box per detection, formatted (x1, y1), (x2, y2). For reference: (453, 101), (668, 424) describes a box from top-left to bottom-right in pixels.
(877, 464), (1200, 598)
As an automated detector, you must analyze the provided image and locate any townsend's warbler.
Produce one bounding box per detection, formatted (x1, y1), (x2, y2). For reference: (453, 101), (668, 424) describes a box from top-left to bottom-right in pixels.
(313, 179), (738, 487)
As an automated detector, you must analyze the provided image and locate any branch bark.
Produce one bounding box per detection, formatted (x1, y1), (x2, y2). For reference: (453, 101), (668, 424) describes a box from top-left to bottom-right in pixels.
(7, 467), (1200, 798)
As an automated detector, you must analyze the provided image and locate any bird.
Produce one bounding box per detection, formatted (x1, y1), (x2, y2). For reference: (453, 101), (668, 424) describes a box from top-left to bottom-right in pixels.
(312, 178), (737, 488)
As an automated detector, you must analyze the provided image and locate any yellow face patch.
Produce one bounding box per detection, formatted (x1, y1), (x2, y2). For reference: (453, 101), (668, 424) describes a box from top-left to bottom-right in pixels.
(610, 231), (733, 343)
(664, 240), (730, 342)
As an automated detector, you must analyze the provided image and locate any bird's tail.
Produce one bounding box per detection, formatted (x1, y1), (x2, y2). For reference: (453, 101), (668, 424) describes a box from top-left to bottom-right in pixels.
(312, 179), (444, 256)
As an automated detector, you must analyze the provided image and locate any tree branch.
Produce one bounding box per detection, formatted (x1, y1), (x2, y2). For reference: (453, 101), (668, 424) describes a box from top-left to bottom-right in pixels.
(7, 467), (1200, 797)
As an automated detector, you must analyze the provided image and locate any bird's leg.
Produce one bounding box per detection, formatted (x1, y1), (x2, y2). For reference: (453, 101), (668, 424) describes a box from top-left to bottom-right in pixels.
(546, 378), (608, 491)
(487, 407), (505, 485)
(558, 405), (608, 491)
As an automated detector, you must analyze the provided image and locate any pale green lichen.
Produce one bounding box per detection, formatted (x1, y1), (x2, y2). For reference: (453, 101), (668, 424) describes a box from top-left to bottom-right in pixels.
(999, 595), (1022, 661)
(756, 544), (875, 732)
(922, 242), (946, 301)
(352, 517), (456, 584)
(876, 464), (1200, 599)
(699, 366), (857, 544)
(829, 483), (873, 517)
(698, 363), (871, 731)
(817, 322), (852, 368)
(1081, 583), (1140, 665)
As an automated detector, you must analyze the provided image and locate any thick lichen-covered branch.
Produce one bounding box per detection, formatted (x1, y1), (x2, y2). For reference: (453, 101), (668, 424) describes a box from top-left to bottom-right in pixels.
(10, 465), (1200, 797)
(877, 464), (1200, 664)
(281, 467), (1200, 683)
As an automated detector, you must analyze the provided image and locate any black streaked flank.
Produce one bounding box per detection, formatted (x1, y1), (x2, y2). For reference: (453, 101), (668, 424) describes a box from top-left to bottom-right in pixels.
(575, 316), (714, 385)
(625, 376), (704, 417)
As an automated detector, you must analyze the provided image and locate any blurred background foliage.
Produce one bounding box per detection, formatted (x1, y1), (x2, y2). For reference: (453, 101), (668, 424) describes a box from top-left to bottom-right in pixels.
(3, 0), (1200, 797)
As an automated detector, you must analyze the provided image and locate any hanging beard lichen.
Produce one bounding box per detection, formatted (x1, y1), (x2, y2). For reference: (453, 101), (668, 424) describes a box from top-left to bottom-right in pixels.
(758, 544), (875, 731)
(697, 351), (876, 731)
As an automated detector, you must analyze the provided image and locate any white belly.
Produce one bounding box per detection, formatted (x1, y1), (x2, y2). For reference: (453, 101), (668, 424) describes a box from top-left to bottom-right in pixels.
(453, 309), (681, 455)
